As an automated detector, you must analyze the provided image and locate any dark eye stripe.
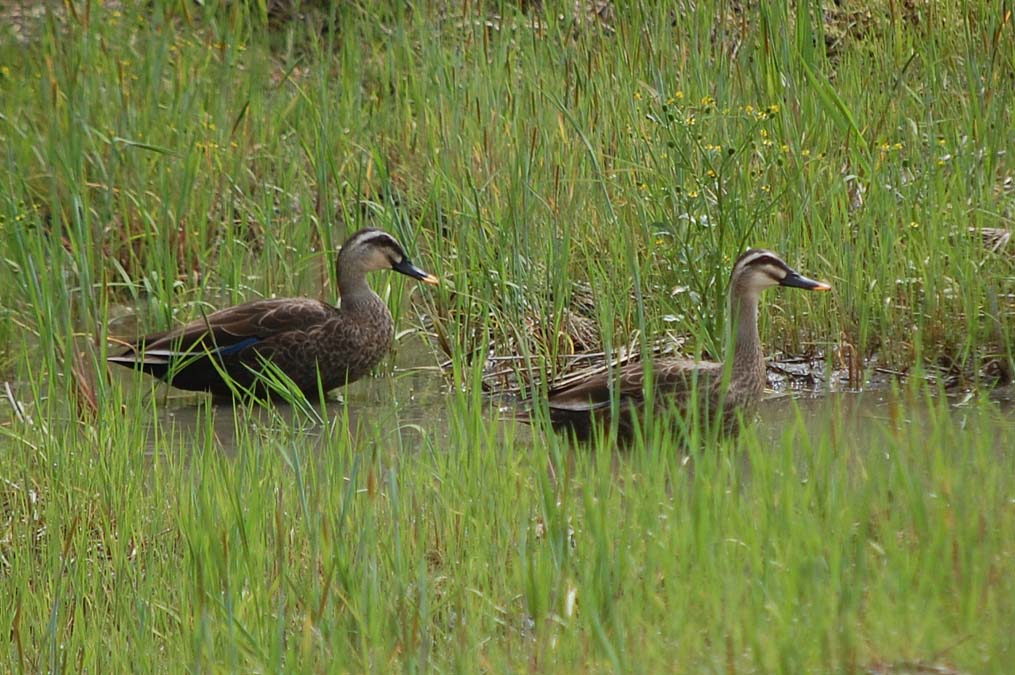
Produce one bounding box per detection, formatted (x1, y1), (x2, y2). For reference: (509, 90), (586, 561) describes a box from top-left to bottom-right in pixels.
(372, 238), (405, 259)
(354, 230), (393, 247)
(745, 254), (786, 270)
(735, 248), (770, 268)
(343, 229), (406, 258)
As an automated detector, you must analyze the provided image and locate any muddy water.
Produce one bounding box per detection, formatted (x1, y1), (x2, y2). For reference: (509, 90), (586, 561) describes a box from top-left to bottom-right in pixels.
(754, 387), (1013, 454)
(130, 359), (1014, 459)
(116, 339), (451, 457)
(6, 318), (1010, 453)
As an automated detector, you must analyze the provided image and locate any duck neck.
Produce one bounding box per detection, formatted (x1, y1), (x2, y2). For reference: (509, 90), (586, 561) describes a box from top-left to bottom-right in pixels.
(338, 267), (380, 313)
(725, 290), (764, 388)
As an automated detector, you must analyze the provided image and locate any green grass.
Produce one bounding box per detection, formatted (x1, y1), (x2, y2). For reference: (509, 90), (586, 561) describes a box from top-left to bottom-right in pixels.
(1, 1), (1014, 671)
(3, 382), (1013, 671)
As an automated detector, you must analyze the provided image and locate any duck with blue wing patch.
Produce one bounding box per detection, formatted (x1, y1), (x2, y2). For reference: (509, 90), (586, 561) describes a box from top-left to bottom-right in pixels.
(108, 228), (438, 398)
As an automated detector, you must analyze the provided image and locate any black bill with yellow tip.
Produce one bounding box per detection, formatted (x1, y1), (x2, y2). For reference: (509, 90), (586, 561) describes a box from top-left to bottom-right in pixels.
(393, 257), (439, 285)
(780, 270), (832, 291)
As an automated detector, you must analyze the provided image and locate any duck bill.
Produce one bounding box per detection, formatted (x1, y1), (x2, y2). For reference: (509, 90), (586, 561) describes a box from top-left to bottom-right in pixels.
(781, 270), (832, 291)
(393, 258), (439, 285)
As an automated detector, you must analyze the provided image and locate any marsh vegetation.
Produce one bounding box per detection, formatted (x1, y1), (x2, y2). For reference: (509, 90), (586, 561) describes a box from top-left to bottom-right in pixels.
(1, 1), (1013, 671)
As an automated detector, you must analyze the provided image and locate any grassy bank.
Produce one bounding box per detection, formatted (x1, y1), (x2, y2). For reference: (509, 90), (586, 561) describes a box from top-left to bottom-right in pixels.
(3, 380), (1013, 671)
(1, 1), (1014, 671)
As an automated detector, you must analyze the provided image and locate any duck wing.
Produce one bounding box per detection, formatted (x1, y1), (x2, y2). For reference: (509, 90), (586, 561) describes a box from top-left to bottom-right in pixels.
(541, 357), (723, 440)
(547, 357), (715, 411)
(113, 298), (337, 363)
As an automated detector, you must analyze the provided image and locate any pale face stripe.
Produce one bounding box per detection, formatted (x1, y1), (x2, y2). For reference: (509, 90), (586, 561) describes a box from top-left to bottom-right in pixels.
(733, 249), (791, 283)
(353, 230), (400, 248)
(342, 229), (406, 262)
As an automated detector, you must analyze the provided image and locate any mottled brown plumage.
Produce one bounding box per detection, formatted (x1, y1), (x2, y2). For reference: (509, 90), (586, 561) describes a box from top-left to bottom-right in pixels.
(536, 249), (831, 442)
(108, 228), (438, 398)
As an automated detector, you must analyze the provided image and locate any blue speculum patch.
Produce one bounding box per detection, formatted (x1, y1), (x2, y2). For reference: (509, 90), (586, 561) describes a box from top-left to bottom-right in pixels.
(215, 337), (260, 356)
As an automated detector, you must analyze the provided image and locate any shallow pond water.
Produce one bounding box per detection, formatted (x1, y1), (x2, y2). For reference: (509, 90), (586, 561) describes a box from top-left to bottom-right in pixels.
(116, 358), (1014, 460)
(4, 325), (1011, 455)
(754, 386), (1013, 457)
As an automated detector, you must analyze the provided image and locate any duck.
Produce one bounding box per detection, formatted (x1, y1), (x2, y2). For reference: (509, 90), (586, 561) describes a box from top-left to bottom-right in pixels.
(108, 227), (438, 398)
(532, 249), (831, 442)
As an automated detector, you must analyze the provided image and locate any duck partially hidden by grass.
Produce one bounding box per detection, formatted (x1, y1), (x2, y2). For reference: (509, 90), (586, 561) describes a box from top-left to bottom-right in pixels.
(529, 249), (831, 442)
(108, 228), (438, 398)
